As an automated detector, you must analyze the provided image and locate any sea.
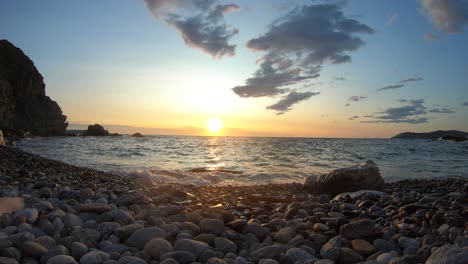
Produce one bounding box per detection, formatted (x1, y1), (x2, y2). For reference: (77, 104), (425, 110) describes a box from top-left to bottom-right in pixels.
(15, 136), (468, 186)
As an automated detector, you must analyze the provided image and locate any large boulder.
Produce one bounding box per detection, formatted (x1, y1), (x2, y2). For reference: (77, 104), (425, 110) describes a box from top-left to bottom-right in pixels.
(82, 124), (110, 136)
(0, 40), (68, 136)
(304, 160), (384, 195)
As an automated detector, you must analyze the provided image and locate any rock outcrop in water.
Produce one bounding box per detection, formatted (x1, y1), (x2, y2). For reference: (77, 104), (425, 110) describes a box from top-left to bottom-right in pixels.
(82, 124), (121, 136)
(0, 40), (68, 136)
(82, 124), (110, 136)
(304, 160), (385, 195)
(392, 130), (468, 140)
(131, 133), (144, 138)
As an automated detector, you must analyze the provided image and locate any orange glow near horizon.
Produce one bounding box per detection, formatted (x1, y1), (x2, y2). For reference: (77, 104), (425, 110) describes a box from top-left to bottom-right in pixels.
(206, 118), (223, 134)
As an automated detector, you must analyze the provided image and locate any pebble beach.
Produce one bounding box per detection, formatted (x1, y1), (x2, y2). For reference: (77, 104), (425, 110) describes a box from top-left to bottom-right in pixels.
(0, 146), (467, 264)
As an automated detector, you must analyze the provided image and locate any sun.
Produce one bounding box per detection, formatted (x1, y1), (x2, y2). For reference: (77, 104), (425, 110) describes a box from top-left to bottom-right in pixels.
(206, 118), (223, 134)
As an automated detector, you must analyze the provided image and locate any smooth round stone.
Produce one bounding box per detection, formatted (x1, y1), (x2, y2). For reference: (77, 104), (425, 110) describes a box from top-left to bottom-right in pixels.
(144, 238), (172, 260)
(40, 245), (70, 264)
(426, 244), (468, 264)
(116, 256), (147, 264)
(285, 247), (317, 263)
(313, 223), (330, 233)
(112, 209), (134, 225)
(71, 242), (88, 260)
(79, 251), (110, 264)
(81, 188), (95, 200)
(314, 260), (334, 264)
(251, 245), (284, 260)
(174, 239), (209, 257)
(64, 214), (83, 228)
(47, 255), (77, 264)
(351, 239), (376, 255)
(339, 219), (381, 240)
(160, 251), (196, 264)
(258, 259), (279, 264)
(373, 239), (400, 253)
(21, 241), (48, 258)
(206, 258), (227, 264)
(338, 247), (363, 264)
(214, 237), (237, 254)
(234, 257), (248, 264)
(318, 195), (330, 204)
(76, 204), (111, 214)
(224, 253), (237, 260)
(376, 253), (394, 264)
(199, 219), (225, 235)
(114, 224), (143, 239)
(397, 237), (419, 249)
(32, 201), (54, 212)
(0, 257), (19, 264)
(35, 236), (56, 249)
(199, 250), (217, 263)
(245, 223), (269, 239)
(274, 227), (296, 244)
(13, 208), (38, 224)
(125, 227), (166, 250)
(320, 236), (341, 261)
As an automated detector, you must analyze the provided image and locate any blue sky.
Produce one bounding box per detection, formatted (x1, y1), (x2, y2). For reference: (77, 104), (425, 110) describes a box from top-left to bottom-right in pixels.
(1, 0), (467, 137)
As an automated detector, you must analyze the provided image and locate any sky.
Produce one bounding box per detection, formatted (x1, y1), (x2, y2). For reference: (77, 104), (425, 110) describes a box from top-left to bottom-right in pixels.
(1, 0), (467, 138)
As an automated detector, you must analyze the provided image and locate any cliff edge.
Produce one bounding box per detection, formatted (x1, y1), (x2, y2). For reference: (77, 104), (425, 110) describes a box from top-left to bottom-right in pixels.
(0, 40), (67, 136)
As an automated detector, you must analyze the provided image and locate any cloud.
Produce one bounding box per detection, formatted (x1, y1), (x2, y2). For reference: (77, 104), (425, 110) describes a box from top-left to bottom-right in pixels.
(349, 115), (359, 120)
(419, 0), (468, 33)
(399, 76), (424, 83)
(377, 84), (405, 91)
(429, 107), (456, 113)
(386, 13), (399, 25)
(362, 99), (429, 124)
(334, 76), (346, 81)
(266, 91), (320, 115)
(463, 101), (468, 106)
(344, 103), (351, 107)
(144, 0), (239, 58)
(348, 95), (367, 102)
(424, 32), (440, 40)
(232, 2), (373, 113)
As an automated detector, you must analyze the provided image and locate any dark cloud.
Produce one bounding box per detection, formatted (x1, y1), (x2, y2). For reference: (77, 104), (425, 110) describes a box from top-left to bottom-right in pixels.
(349, 115), (359, 120)
(377, 84), (405, 91)
(424, 32), (440, 40)
(419, 0), (468, 33)
(266, 91), (320, 115)
(144, 0), (239, 58)
(232, 2), (373, 113)
(348, 95), (367, 102)
(399, 76), (424, 83)
(429, 107), (456, 113)
(361, 99), (429, 124)
(463, 101), (468, 106)
(344, 103), (351, 107)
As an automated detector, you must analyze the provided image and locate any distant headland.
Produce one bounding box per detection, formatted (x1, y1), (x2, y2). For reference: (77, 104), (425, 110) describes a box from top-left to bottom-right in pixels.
(392, 130), (468, 141)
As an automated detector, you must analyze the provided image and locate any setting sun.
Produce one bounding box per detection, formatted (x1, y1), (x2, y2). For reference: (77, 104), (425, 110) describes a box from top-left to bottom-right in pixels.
(206, 118), (223, 134)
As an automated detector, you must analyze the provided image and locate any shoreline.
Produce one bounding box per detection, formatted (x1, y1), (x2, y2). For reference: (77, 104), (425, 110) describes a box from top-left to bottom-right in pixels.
(0, 145), (467, 263)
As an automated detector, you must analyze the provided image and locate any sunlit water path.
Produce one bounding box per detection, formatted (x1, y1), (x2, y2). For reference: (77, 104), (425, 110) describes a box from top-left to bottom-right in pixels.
(16, 136), (468, 185)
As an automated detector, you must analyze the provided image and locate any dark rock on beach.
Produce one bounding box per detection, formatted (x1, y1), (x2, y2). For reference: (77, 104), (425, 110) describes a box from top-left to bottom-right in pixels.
(0, 146), (467, 264)
(304, 160), (385, 195)
(0, 40), (68, 136)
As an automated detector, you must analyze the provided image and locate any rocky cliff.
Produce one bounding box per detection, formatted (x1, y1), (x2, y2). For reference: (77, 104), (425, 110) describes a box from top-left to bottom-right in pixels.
(0, 40), (67, 136)
(392, 130), (468, 140)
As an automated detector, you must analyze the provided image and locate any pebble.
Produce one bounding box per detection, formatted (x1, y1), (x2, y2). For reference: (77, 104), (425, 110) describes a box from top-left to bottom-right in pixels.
(144, 238), (172, 260)
(125, 227), (166, 250)
(173, 239), (209, 257)
(214, 237), (237, 253)
(46, 255), (77, 264)
(351, 239), (376, 255)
